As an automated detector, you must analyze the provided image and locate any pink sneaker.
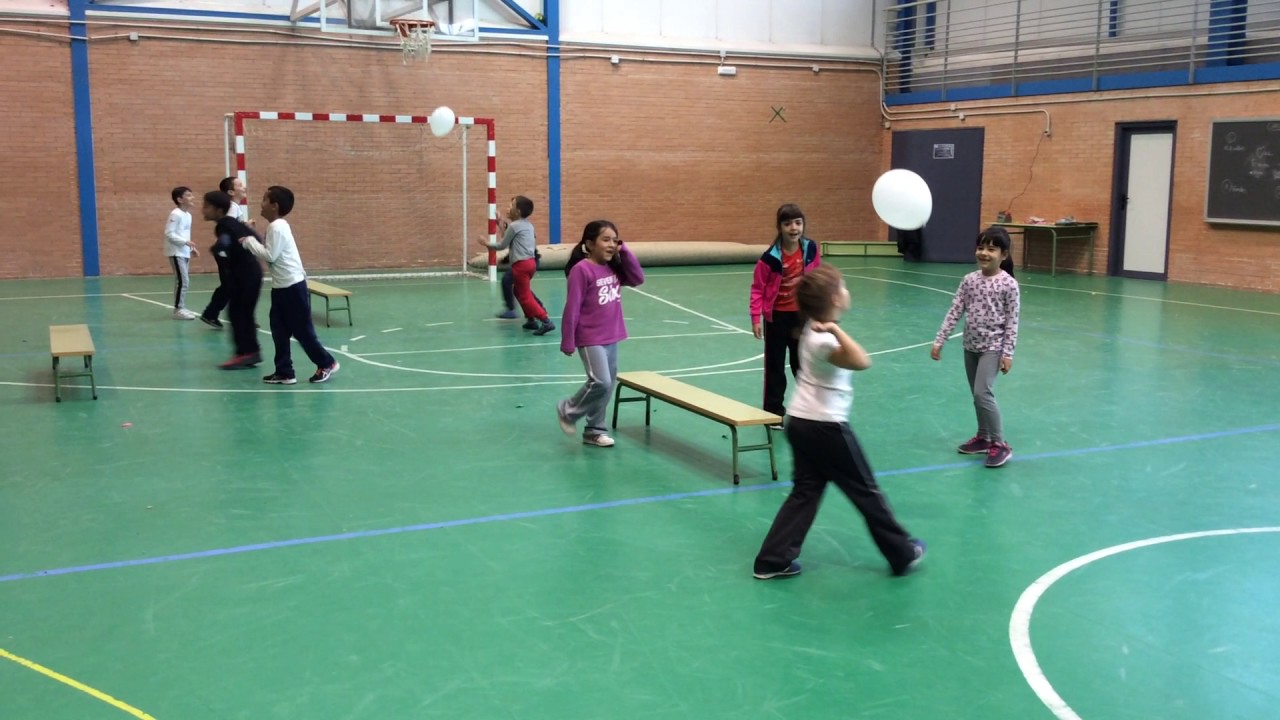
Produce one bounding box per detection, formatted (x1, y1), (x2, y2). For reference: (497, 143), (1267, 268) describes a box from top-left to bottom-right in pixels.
(957, 435), (992, 454)
(985, 442), (1013, 468)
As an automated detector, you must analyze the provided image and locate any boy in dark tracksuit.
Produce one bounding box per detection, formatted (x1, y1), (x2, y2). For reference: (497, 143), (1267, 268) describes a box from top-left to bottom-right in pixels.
(749, 204), (822, 418)
(201, 191), (263, 370)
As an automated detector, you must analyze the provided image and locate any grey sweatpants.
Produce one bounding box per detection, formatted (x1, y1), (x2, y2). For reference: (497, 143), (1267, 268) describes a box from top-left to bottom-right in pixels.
(561, 343), (618, 435)
(169, 256), (190, 311)
(964, 350), (1004, 443)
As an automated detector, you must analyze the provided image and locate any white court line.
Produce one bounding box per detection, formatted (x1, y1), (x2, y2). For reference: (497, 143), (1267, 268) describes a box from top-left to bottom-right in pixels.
(358, 331), (741, 357)
(0, 379), (582, 394)
(858, 265), (1280, 317)
(381, 328), (403, 333)
(627, 286), (750, 334)
(120, 293), (174, 309)
(424, 322), (453, 327)
(330, 345), (763, 379)
(1, 333), (945, 395)
(843, 274), (954, 297)
(1010, 527), (1280, 720)
(0, 290), (187, 301)
(662, 320), (690, 324)
(350, 335), (366, 342)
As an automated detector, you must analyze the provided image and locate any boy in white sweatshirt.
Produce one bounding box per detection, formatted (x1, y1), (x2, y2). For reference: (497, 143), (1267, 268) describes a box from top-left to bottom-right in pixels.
(164, 186), (200, 319)
(240, 186), (340, 385)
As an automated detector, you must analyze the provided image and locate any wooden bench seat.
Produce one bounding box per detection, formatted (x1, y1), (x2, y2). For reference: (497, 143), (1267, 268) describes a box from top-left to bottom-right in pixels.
(307, 280), (352, 327)
(612, 371), (782, 484)
(49, 324), (97, 402)
(820, 241), (900, 257)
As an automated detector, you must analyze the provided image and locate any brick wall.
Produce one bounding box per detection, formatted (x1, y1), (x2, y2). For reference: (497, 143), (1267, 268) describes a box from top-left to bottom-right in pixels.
(3, 18), (1278, 292)
(0, 21), (81, 279)
(883, 83), (1280, 291)
(560, 58), (885, 247)
(85, 24), (547, 276)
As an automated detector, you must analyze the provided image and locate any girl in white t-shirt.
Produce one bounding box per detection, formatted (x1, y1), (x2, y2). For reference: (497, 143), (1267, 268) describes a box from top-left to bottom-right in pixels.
(753, 264), (926, 580)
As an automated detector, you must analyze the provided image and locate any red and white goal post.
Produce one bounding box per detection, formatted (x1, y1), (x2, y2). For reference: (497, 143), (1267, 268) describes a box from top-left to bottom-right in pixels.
(224, 110), (499, 281)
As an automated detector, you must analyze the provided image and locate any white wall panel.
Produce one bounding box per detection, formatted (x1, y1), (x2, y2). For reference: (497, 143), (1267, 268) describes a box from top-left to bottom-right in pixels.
(769, 0), (823, 45)
(824, 0), (874, 46)
(717, 0), (772, 44)
(600, 0), (661, 37)
(660, 0), (717, 42)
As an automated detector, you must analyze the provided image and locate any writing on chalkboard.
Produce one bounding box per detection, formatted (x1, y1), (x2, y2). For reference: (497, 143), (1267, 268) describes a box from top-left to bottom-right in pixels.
(1205, 119), (1280, 226)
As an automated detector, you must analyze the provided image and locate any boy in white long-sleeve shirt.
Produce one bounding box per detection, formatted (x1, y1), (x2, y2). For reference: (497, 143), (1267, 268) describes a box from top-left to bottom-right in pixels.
(240, 186), (340, 385)
(164, 186), (200, 320)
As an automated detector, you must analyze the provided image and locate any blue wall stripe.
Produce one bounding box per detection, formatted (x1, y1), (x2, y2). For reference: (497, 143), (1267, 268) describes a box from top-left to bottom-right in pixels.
(546, 0), (562, 245)
(70, 0), (100, 277)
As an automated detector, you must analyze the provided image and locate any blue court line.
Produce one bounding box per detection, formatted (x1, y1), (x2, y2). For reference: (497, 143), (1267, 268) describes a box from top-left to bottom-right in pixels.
(1, 423), (1276, 585)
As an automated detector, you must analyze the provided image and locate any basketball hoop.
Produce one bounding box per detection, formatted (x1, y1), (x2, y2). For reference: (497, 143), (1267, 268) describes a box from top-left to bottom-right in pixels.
(389, 18), (435, 65)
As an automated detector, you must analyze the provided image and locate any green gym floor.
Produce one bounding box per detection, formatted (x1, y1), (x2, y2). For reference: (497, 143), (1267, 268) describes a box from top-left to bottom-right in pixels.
(2, 258), (1278, 720)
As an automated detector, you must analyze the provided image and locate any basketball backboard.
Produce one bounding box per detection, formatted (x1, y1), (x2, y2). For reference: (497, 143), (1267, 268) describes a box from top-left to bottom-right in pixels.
(290, 0), (482, 41)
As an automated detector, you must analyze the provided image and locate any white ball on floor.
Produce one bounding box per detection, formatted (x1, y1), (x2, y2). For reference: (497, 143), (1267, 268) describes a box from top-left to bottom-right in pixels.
(872, 169), (933, 230)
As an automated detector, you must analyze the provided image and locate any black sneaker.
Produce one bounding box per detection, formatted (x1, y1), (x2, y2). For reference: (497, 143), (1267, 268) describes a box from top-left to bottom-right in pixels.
(892, 539), (927, 576)
(532, 319), (556, 336)
(309, 362), (340, 384)
(753, 561), (802, 580)
(262, 373), (297, 385)
(522, 319), (539, 330)
(200, 315), (224, 329)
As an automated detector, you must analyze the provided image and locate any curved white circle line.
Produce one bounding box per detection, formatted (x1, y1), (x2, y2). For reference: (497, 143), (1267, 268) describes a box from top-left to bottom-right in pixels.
(332, 347), (764, 379)
(1010, 526), (1280, 720)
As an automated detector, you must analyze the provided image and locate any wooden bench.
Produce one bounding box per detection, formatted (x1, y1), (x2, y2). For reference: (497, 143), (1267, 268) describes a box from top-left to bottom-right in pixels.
(307, 280), (352, 327)
(820, 241), (901, 257)
(49, 324), (97, 402)
(612, 371), (783, 485)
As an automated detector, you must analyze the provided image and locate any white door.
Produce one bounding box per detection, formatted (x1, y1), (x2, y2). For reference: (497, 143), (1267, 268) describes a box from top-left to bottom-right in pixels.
(1122, 132), (1173, 276)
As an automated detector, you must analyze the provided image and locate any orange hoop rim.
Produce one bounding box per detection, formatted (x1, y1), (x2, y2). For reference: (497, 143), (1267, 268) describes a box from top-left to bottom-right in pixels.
(389, 18), (436, 38)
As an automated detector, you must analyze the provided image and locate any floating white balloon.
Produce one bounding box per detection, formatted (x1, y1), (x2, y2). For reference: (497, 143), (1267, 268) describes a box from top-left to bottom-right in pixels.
(428, 106), (456, 138)
(872, 169), (933, 230)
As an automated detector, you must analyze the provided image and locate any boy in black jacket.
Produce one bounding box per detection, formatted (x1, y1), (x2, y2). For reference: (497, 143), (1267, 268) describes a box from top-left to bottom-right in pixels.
(201, 191), (264, 369)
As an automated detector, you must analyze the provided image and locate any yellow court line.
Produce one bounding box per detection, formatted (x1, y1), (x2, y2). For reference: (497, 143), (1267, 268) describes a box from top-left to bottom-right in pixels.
(0, 647), (157, 720)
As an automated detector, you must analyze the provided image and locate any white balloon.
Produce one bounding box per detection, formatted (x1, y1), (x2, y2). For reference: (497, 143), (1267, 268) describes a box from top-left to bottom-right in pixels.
(872, 169), (933, 230)
(428, 106), (456, 138)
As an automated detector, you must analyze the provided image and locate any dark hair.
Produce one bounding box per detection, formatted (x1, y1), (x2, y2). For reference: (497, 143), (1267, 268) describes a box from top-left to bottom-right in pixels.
(265, 186), (295, 217)
(171, 186), (191, 205)
(203, 190), (231, 214)
(774, 203), (806, 245)
(218, 177), (236, 194)
(977, 226), (1015, 277)
(514, 195), (534, 219)
(565, 220), (620, 276)
(795, 264), (844, 324)
(976, 226), (1011, 254)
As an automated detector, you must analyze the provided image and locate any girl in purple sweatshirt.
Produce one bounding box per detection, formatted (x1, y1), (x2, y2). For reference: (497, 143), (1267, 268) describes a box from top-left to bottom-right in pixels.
(556, 221), (645, 447)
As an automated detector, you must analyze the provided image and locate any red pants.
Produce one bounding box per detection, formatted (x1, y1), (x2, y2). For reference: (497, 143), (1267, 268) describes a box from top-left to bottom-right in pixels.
(511, 258), (548, 321)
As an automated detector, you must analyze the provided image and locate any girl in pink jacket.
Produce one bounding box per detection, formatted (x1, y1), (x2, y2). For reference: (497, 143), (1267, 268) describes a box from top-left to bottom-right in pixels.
(749, 204), (821, 419)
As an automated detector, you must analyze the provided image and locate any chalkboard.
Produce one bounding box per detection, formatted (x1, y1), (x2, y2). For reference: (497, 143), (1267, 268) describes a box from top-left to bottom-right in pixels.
(1204, 118), (1280, 227)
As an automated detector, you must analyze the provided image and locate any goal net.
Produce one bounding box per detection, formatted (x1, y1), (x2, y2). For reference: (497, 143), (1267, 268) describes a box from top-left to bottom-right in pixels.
(225, 111), (498, 280)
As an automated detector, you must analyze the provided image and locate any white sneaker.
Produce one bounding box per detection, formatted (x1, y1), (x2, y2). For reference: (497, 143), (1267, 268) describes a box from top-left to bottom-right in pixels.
(173, 309), (196, 320)
(583, 433), (615, 447)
